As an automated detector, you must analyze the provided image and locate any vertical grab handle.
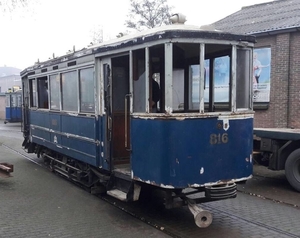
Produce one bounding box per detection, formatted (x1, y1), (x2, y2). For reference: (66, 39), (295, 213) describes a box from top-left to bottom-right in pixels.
(125, 94), (131, 148)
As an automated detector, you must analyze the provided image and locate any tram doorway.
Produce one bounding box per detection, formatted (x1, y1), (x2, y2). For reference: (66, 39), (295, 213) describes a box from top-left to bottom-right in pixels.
(104, 55), (130, 169)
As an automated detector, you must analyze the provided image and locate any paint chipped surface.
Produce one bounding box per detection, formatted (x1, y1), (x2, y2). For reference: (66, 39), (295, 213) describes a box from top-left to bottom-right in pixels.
(189, 175), (252, 188)
(160, 184), (175, 189)
(218, 114), (254, 120)
(133, 176), (175, 188)
(223, 119), (230, 131)
(165, 106), (172, 114)
(132, 111), (254, 119)
(200, 167), (204, 174)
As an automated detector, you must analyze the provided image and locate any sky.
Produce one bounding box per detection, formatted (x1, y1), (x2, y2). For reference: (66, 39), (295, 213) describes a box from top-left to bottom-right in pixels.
(0, 0), (271, 70)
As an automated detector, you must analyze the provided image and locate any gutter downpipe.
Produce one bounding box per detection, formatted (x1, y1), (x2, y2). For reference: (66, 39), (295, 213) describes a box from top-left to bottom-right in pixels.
(287, 33), (291, 128)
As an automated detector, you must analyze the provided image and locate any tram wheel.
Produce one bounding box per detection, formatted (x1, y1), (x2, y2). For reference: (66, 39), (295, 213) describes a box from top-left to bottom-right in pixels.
(285, 149), (300, 192)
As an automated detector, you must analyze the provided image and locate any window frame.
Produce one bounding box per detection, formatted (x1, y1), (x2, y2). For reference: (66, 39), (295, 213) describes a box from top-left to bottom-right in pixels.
(79, 66), (95, 114)
(61, 70), (79, 112)
(49, 74), (61, 111)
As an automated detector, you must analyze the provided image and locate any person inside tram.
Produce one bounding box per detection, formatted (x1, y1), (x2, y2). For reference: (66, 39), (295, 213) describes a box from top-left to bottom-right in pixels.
(150, 61), (162, 113)
(151, 76), (160, 112)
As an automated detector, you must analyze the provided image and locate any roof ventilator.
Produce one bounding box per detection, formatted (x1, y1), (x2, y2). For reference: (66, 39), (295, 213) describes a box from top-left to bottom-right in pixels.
(170, 13), (186, 24)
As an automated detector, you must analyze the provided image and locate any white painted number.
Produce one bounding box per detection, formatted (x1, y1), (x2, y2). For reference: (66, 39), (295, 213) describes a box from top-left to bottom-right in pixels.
(210, 133), (228, 145)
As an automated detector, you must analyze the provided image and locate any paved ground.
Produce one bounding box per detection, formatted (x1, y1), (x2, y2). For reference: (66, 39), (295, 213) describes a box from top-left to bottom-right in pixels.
(0, 122), (170, 238)
(1, 121), (300, 238)
(238, 164), (300, 207)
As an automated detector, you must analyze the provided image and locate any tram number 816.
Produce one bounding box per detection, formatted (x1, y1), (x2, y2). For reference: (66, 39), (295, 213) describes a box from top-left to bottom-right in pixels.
(210, 133), (229, 145)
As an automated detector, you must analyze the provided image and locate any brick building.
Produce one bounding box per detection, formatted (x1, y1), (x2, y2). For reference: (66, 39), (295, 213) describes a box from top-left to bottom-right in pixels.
(0, 74), (21, 93)
(212, 0), (300, 129)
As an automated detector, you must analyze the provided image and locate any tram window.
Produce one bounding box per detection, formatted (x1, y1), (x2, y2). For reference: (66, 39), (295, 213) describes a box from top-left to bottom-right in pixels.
(152, 72), (161, 112)
(189, 56), (230, 111)
(62, 71), (78, 112)
(6, 95), (10, 107)
(133, 49), (146, 112)
(213, 56), (230, 104)
(17, 94), (22, 107)
(236, 49), (251, 109)
(11, 95), (17, 107)
(173, 69), (184, 110)
(49, 74), (60, 110)
(79, 67), (94, 113)
(149, 45), (164, 113)
(29, 79), (37, 107)
(189, 64), (201, 110)
(37, 77), (48, 109)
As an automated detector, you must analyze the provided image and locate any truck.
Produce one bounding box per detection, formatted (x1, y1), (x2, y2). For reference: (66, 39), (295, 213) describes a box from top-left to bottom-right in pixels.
(253, 128), (300, 192)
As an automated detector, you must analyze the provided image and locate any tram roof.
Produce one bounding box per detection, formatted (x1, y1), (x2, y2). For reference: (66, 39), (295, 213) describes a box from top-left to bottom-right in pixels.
(21, 24), (256, 76)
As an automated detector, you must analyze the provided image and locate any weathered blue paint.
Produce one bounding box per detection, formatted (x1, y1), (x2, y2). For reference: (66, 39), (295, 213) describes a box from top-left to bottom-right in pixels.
(131, 116), (253, 188)
(5, 106), (22, 123)
(100, 114), (110, 171)
(29, 110), (104, 167)
(5, 107), (11, 121)
(5, 92), (22, 123)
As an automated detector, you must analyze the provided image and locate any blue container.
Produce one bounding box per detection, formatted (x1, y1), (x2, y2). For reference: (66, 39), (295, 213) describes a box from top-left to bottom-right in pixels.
(5, 91), (22, 124)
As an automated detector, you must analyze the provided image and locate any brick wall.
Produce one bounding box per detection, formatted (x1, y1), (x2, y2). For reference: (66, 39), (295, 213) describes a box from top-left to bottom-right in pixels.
(289, 32), (300, 128)
(253, 32), (300, 129)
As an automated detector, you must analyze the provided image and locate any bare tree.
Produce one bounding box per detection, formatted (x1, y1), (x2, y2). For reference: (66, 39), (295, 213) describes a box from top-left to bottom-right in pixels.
(0, 0), (28, 12)
(90, 25), (104, 45)
(126, 0), (173, 31)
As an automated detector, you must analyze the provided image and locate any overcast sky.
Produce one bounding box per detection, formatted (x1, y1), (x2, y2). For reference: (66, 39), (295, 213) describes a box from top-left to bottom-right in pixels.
(0, 0), (270, 69)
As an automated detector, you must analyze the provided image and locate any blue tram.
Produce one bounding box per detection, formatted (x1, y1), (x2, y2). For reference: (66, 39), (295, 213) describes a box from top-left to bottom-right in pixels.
(21, 15), (255, 227)
(4, 90), (22, 124)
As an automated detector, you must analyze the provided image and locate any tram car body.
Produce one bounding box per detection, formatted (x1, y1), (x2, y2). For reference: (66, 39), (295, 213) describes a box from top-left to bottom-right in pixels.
(4, 90), (22, 124)
(21, 17), (255, 227)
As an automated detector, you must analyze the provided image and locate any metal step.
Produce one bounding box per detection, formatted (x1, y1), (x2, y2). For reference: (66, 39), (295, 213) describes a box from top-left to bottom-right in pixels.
(107, 189), (127, 201)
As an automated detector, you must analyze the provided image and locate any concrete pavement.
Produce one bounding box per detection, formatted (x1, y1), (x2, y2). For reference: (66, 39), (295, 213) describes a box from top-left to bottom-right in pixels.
(0, 122), (170, 238)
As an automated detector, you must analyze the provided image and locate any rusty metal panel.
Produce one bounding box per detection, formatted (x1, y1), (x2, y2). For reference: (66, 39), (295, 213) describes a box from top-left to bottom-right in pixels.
(0, 163), (14, 178)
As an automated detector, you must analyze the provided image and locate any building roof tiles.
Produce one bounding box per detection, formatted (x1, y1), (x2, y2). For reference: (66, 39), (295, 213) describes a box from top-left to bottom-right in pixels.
(212, 0), (300, 35)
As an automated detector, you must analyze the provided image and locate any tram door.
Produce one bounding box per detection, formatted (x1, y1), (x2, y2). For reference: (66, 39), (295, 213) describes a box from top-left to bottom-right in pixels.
(103, 55), (130, 170)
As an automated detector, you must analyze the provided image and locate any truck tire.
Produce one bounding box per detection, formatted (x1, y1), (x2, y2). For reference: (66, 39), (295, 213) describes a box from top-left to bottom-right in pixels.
(285, 149), (300, 192)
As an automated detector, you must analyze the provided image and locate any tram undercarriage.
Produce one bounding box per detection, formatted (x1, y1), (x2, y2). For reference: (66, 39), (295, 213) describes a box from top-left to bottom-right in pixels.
(23, 141), (238, 228)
